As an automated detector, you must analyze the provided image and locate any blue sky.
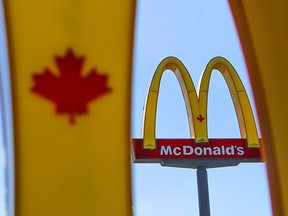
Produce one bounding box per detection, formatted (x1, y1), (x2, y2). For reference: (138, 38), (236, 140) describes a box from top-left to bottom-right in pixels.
(0, 1), (13, 215)
(132, 0), (271, 215)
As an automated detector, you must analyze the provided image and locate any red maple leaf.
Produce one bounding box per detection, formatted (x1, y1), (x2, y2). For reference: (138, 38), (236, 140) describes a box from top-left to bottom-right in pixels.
(197, 115), (205, 122)
(31, 48), (112, 124)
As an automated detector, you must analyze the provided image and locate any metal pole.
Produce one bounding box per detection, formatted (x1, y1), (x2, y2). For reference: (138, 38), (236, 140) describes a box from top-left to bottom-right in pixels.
(197, 168), (210, 216)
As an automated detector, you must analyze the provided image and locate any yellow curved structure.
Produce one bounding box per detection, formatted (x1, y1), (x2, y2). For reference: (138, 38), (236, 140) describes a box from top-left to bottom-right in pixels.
(229, 1), (288, 215)
(143, 57), (199, 149)
(3, 1), (135, 215)
(143, 56), (259, 149)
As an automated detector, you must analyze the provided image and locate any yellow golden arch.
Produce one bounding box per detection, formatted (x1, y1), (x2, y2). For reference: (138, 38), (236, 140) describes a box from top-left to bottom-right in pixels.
(143, 57), (259, 149)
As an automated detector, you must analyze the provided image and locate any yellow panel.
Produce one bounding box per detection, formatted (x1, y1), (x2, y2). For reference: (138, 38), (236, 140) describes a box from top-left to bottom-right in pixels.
(3, 1), (135, 215)
(229, 1), (288, 215)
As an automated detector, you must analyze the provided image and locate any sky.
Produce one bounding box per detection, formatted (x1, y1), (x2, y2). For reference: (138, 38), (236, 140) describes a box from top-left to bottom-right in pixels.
(131, 0), (272, 216)
(0, 1), (13, 215)
(0, 0), (272, 216)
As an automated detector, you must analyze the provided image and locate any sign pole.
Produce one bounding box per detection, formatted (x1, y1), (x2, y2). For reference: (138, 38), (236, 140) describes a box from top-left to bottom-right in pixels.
(197, 168), (210, 216)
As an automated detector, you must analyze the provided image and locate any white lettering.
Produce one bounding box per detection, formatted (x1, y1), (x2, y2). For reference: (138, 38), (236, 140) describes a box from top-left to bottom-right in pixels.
(226, 146), (235, 155)
(213, 147), (221, 155)
(159, 145), (246, 157)
(160, 146), (172, 155)
(183, 146), (193, 155)
(173, 147), (182, 156)
(221, 146), (226, 155)
(237, 147), (244, 155)
(194, 147), (203, 155)
(203, 147), (212, 155)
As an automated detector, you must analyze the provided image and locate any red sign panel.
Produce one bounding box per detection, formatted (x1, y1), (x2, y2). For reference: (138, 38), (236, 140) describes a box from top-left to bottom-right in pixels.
(132, 138), (262, 163)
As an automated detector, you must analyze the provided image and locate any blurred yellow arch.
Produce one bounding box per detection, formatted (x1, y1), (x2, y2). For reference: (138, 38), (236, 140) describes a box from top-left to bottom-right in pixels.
(229, 1), (288, 215)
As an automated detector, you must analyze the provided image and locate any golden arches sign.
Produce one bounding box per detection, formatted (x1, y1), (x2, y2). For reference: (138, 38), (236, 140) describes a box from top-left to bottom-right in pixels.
(143, 56), (260, 150)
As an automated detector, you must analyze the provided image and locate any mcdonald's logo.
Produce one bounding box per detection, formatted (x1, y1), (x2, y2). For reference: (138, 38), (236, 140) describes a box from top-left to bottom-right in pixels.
(132, 57), (262, 167)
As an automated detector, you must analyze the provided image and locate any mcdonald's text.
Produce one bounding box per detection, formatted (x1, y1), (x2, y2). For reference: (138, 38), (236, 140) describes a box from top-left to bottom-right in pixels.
(160, 145), (244, 157)
(132, 138), (262, 163)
